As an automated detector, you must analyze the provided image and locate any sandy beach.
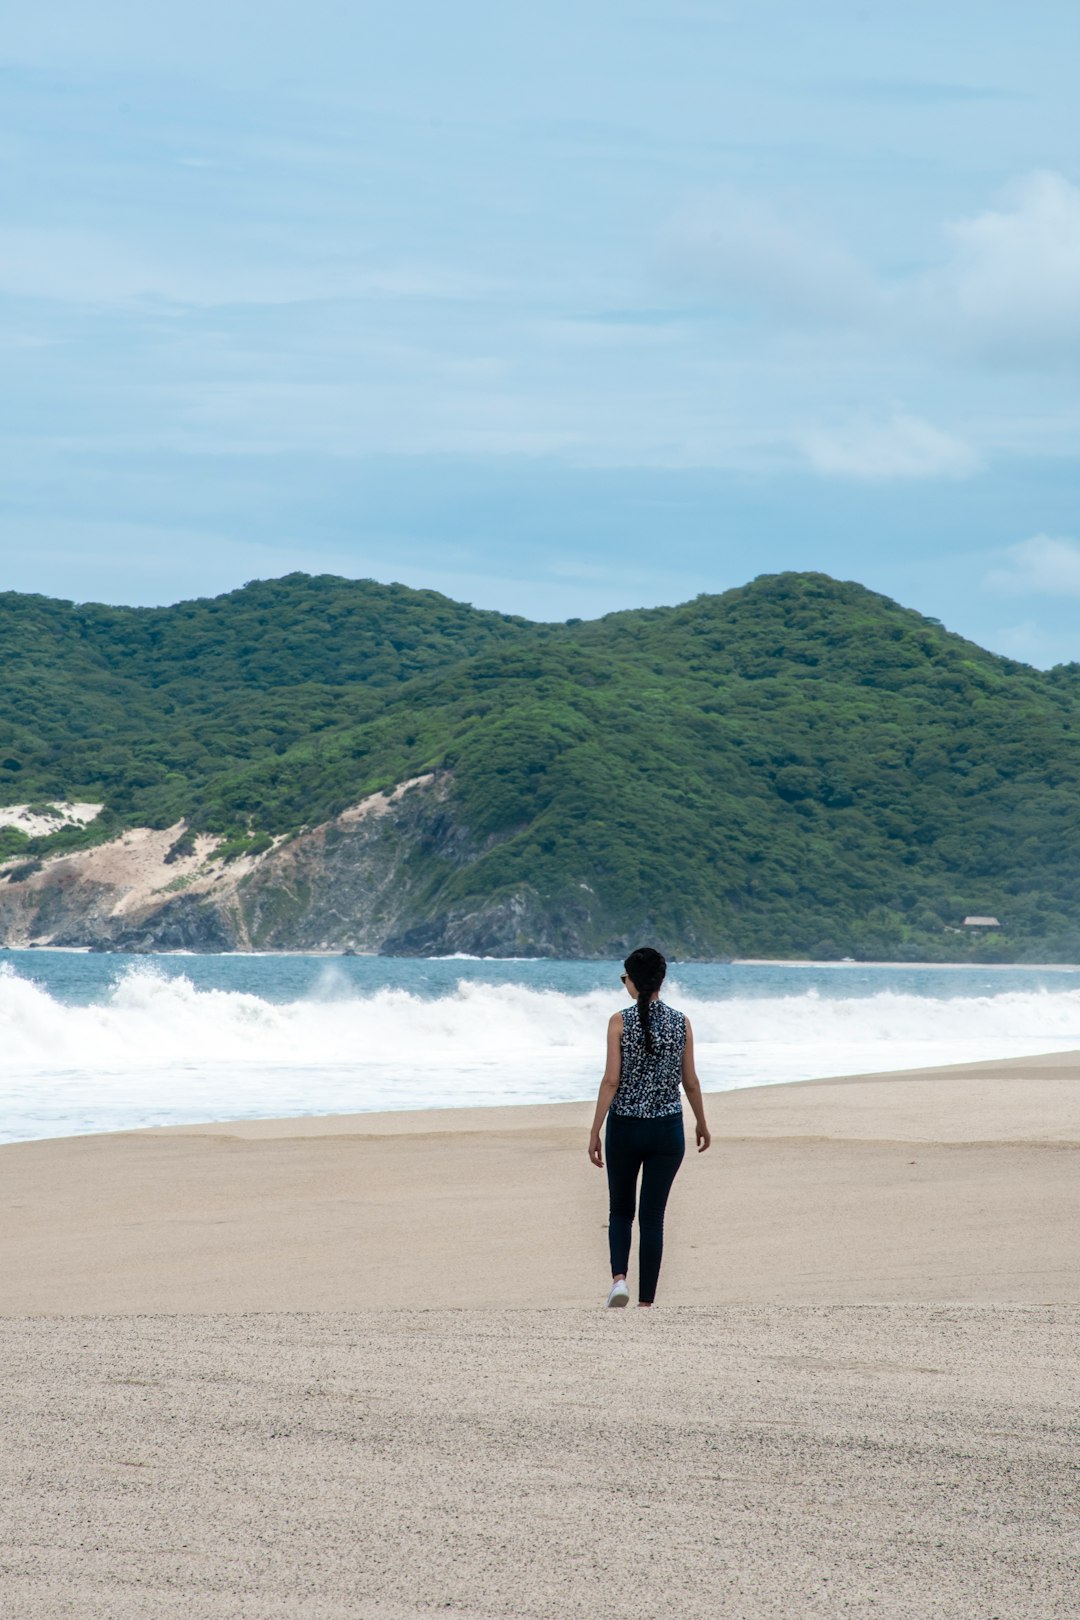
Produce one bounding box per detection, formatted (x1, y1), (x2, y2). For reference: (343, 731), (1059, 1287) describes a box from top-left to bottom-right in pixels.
(2, 1051), (1080, 1616)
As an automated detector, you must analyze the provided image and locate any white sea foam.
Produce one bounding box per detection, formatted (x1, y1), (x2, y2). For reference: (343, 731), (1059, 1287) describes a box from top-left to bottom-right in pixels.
(2, 961), (1080, 1142)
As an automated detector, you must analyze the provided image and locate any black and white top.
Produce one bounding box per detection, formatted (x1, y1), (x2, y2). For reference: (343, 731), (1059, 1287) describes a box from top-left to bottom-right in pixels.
(610, 1000), (686, 1119)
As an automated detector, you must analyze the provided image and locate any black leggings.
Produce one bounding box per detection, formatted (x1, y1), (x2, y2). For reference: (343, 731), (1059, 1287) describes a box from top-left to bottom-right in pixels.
(605, 1111), (686, 1304)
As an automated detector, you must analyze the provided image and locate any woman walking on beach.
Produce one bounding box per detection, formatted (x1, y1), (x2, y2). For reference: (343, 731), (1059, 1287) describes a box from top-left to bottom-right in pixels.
(589, 947), (710, 1308)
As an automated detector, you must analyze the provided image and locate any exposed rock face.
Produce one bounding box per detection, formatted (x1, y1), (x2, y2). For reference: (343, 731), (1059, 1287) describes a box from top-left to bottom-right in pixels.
(106, 895), (236, 954)
(0, 823), (240, 952)
(0, 771), (664, 957)
(381, 887), (601, 958)
(0, 773), (609, 956)
(233, 774), (611, 956)
(234, 774), (451, 951)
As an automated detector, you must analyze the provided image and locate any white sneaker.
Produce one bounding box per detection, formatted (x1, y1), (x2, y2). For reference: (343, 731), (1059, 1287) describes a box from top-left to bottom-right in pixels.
(606, 1279), (630, 1309)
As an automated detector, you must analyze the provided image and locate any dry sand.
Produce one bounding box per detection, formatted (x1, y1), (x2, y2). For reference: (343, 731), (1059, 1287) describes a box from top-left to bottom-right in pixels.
(2, 1051), (1079, 1617)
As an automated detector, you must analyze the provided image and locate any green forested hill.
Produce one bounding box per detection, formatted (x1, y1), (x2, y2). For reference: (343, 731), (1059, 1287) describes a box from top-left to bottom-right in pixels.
(0, 573), (534, 835)
(4, 569), (1080, 959)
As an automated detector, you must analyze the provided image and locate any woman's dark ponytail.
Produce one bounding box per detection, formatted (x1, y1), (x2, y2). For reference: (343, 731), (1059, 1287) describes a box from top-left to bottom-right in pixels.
(637, 988), (653, 1054)
(623, 946), (667, 1055)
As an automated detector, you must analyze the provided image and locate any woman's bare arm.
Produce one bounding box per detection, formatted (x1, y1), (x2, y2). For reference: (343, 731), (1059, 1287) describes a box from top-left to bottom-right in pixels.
(588, 1013), (623, 1167)
(681, 1019), (711, 1152)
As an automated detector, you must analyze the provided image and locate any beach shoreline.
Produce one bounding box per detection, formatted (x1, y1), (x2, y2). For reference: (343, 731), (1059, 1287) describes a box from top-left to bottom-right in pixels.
(3, 1047), (1079, 1314)
(8, 948), (1080, 1144)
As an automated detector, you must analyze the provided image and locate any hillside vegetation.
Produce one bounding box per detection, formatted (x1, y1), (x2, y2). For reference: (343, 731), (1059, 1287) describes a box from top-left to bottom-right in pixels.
(3, 570), (1080, 959)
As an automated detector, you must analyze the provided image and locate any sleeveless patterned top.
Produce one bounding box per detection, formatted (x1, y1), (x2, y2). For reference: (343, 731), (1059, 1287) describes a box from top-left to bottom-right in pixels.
(611, 1000), (686, 1119)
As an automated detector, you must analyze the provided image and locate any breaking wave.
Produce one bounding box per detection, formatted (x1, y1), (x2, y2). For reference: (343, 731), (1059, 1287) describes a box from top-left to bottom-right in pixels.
(3, 962), (1080, 1141)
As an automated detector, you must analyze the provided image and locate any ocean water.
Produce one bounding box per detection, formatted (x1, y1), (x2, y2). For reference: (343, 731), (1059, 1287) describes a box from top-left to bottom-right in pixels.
(2, 950), (1080, 1144)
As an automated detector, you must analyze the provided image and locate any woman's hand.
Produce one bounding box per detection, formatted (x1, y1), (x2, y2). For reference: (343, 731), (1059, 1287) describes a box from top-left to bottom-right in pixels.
(682, 1022), (711, 1153)
(588, 1132), (604, 1168)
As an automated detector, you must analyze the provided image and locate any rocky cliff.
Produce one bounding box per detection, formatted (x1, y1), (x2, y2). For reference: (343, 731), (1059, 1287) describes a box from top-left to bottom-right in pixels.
(0, 774), (613, 956)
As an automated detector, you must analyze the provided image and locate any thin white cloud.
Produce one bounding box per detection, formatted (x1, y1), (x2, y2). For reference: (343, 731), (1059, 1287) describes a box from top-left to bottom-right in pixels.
(661, 190), (879, 325)
(920, 172), (1080, 367)
(0, 227), (491, 308)
(984, 534), (1080, 598)
(983, 618), (1079, 671)
(798, 413), (980, 481)
(664, 170), (1080, 371)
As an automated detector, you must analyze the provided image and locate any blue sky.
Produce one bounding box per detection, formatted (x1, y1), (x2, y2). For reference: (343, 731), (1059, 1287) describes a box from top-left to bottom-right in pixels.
(3, 0), (1080, 662)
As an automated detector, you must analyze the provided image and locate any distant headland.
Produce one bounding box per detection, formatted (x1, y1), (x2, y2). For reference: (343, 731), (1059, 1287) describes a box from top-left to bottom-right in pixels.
(2, 569), (1078, 960)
